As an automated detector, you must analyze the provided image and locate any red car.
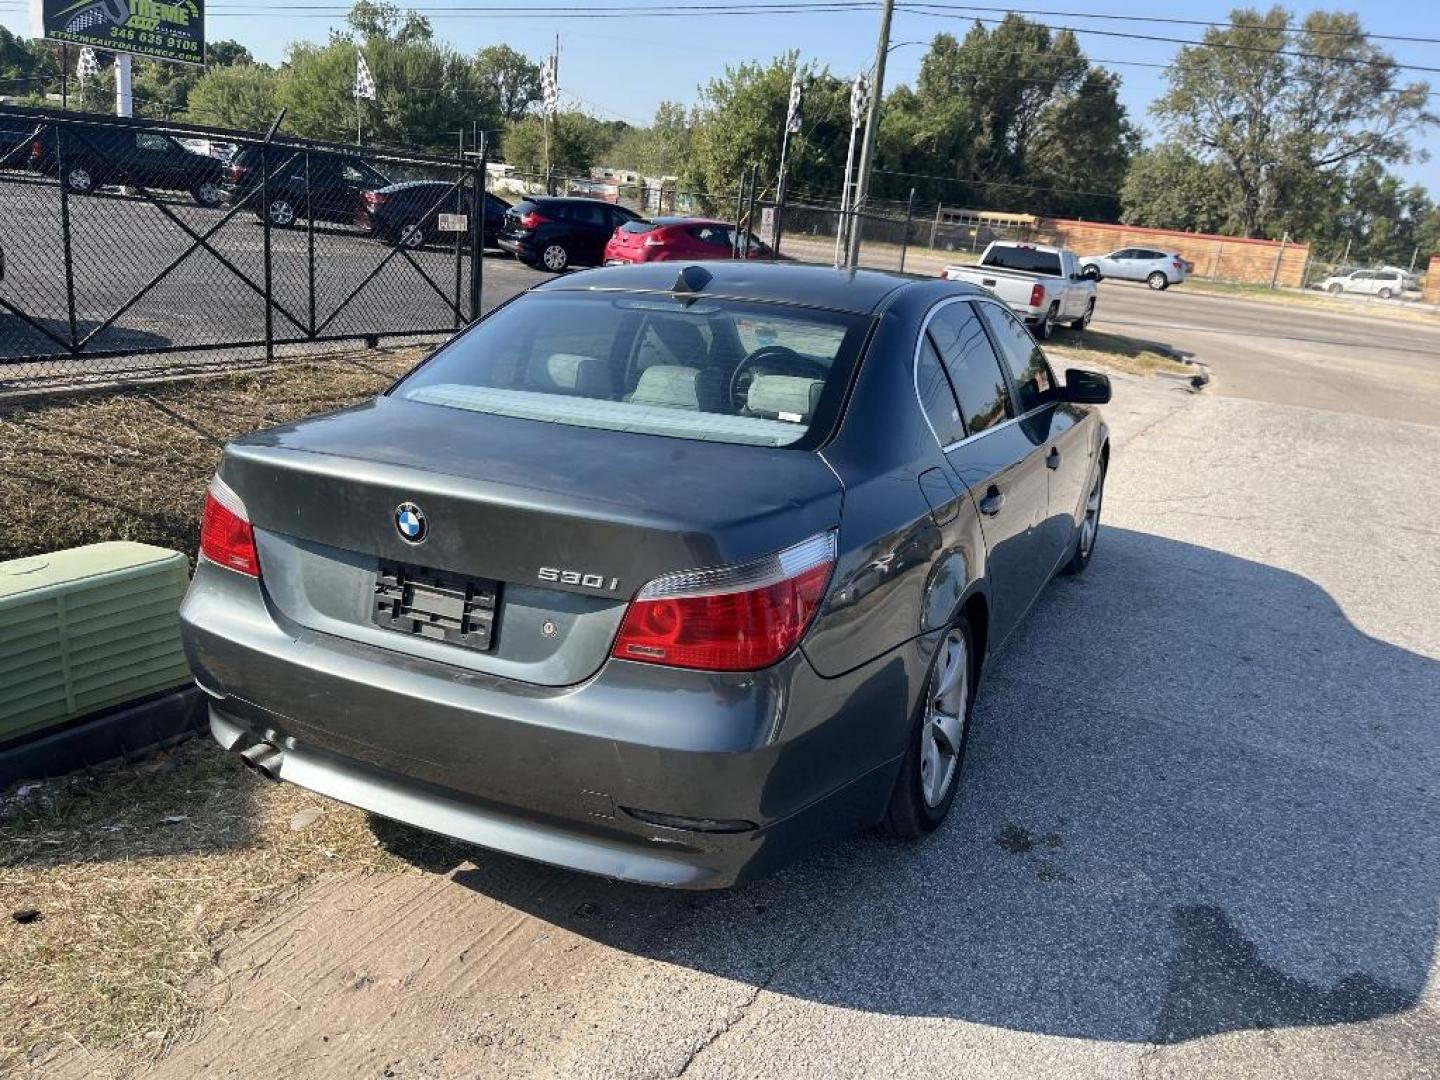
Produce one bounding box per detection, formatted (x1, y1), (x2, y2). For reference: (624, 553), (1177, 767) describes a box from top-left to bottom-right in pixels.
(603, 217), (780, 264)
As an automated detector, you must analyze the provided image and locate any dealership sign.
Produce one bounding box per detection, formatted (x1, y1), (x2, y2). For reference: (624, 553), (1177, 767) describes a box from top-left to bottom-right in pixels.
(31, 0), (206, 66)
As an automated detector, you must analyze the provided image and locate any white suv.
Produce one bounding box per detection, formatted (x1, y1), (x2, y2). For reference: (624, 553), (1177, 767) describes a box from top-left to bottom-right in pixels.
(1320, 268), (1410, 299)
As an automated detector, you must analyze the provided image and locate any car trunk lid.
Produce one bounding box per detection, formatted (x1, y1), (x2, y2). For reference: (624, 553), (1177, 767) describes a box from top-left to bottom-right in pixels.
(219, 396), (843, 686)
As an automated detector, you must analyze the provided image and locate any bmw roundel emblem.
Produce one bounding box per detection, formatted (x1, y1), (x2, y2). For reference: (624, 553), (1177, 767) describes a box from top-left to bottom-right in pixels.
(395, 502), (427, 544)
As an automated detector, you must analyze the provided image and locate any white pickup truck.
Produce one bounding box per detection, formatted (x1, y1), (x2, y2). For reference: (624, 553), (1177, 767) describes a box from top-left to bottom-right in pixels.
(941, 241), (1097, 340)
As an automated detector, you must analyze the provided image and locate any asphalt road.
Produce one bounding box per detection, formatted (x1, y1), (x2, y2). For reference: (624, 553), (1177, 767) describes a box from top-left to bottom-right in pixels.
(44, 273), (1423, 1075)
(1089, 281), (1440, 427)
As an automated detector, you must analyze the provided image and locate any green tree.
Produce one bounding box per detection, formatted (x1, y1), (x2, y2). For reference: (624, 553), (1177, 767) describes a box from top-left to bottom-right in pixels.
(473, 44), (541, 123)
(874, 20), (1135, 215)
(606, 101), (694, 176)
(501, 110), (618, 176)
(207, 40), (256, 67)
(1151, 6), (1437, 238)
(684, 53), (849, 207)
(185, 64), (281, 132)
(1120, 144), (1237, 233)
(274, 4), (492, 150)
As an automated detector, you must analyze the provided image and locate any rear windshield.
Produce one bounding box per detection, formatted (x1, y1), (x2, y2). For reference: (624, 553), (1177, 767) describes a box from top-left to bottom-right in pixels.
(393, 291), (869, 448)
(982, 246), (1062, 276)
(620, 220), (657, 234)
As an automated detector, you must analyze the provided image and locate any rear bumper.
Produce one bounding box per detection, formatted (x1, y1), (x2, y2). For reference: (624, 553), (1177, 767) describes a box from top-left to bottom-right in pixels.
(181, 561), (919, 888)
(497, 235), (534, 258)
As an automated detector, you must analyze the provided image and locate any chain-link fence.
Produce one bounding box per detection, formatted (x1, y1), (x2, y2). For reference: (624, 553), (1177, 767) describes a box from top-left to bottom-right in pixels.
(1298, 248), (1430, 303)
(0, 106), (489, 390)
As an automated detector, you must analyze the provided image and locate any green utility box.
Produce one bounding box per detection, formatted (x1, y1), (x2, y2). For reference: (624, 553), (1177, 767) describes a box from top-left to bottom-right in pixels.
(1, 542), (191, 744)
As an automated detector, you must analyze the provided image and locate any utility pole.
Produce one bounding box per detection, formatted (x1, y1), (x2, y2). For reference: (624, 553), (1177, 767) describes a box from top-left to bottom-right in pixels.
(115, 52), (133, 118)
(846, 0), (893, 267)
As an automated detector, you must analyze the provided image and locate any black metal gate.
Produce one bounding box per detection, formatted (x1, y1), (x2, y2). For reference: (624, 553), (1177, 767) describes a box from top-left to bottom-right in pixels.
(0, 107), (486, 388)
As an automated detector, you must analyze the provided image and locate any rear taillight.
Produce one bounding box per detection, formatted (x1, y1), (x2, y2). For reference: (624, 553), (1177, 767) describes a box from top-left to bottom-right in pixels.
(1029, 283), (1046, 307)
(200, 476), (260, 577)
(1173, 259), (1184, 271)
(362, 190), (388, 206)
(610, 533), (835, 672)
(29, 138), (42, 163)
(519, 210), (549, 229)
(228, 163), (252, 182)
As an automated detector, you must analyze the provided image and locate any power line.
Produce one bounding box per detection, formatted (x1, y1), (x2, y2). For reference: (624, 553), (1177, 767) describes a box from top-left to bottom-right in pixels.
(902, 7), (1440, 75)
(904, 4), (1440, 46)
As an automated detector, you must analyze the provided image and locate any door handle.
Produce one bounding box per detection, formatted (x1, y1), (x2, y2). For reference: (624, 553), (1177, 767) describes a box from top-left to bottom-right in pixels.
(978, 485), (1005, 517)
(1046, 447), (1062, 471)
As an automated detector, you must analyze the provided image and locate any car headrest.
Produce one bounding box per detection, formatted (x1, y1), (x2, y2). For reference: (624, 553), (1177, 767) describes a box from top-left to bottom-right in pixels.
(629, 365), (702, 410)
(746, 375), (822, 422)
(528, 352), (611, 398)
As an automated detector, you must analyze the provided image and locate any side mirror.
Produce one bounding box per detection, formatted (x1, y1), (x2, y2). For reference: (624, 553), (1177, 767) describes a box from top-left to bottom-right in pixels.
(1061, 368), (1111, 404)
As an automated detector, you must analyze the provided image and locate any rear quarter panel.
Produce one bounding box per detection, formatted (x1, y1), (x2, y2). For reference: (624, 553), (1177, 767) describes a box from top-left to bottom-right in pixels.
(805, 283), (991, 681)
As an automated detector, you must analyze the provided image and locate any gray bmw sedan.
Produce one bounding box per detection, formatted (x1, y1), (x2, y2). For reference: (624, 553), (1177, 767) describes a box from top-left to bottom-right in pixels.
(181, 262), (1110, 888)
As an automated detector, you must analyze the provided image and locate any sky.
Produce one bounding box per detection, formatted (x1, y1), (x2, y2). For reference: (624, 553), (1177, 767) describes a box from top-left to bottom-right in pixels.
(4, 1), (1438, 194)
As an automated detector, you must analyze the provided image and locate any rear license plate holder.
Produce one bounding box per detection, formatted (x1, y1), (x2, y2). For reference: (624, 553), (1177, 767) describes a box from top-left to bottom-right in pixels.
(373, 562), (498, 651)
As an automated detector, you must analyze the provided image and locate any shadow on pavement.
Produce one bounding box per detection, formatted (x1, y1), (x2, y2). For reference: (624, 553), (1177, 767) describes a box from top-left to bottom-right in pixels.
(377, 525), (1439, 1045)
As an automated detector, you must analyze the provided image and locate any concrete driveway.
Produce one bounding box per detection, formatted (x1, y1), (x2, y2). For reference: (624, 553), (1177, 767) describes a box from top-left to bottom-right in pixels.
(109, 291), (1440, 1079)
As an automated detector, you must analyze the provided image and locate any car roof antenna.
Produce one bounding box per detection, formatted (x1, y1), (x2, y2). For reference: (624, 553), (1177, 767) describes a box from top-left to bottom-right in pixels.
(672, 265), (712, 298)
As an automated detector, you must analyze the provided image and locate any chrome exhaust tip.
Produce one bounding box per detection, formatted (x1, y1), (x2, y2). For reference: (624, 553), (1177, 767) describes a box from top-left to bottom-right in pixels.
(237, 739), (284, 781)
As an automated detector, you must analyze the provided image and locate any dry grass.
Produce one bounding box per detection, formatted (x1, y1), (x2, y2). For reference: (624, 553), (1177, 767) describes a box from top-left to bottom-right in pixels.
(0, 740), (467, 1074)
(1045, 326), (1199, 379)
(0, 349), (425, 563)
(1181, 279), (1439, 322)
(0, 351), (471, 1073)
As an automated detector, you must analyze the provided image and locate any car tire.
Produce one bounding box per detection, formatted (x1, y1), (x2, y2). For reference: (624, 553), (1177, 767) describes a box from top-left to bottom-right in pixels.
(1147, 271), (1169, 291)
(1378, 287), (1393, 300)
(884, 617), (977, 839)
(1033, 302), (1058, 340)
(1062, 459), (1106, 576)
(192, 182), (224, 208)
(1081, 264), (1101, 281)
(396, 221), (428, 250)
(267, 198), (297, 228)
(63, 166), (95, 195)
(1070, 298), (1095, 332)
(1327, 283), (1343, 294)
(540, 242), (570, 273)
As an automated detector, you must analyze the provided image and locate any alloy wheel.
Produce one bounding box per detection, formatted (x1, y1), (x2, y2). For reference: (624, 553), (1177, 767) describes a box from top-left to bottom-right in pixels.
(67, 168), (92, 193)
(1080, 466), (1104, 559)
(542, 243), (569, 272)
(399, 222), (426, 249)
(196, 182), (222, 207)
(920, 629), (969, 808)
(268, 199), (296, 227)
(1148, 271), (1167, 290)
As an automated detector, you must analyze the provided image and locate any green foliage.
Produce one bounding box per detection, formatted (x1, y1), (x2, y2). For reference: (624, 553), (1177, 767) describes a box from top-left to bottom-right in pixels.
(1121, 144), (1237, 234)
(185, 64), (281, 133)
(683, 52), (849, 206)
(473, 45), (541, 123)
(501, 111), (619, 175)
(1151, 5), (1437, 239)
(606, 101), (694, 177)
(873, 18), (1136, 216)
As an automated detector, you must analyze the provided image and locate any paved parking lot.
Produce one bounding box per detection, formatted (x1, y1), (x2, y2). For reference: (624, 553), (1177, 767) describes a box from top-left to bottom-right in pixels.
(0, 175), (548, 383)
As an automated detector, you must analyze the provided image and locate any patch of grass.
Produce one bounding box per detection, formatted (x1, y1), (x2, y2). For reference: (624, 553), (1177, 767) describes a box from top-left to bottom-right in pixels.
(1181, 279), (1438, 322)
(1046, 326), (1198, 379)
(0, 740), (425, 1072)
(0, 349), (425, 564)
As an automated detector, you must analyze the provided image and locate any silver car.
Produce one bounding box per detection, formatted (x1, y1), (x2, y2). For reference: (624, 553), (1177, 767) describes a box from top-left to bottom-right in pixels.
(1079, 247), (1190, 290)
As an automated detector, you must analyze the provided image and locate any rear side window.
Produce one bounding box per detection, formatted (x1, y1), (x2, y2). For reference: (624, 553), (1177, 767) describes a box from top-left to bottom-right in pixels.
(983, 246), (1062, 276)
(977, 302), (1055, 414)
(394, 292), (869, 448)
(927, 302), (1011, 436)
(916, 339), (965, 445)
